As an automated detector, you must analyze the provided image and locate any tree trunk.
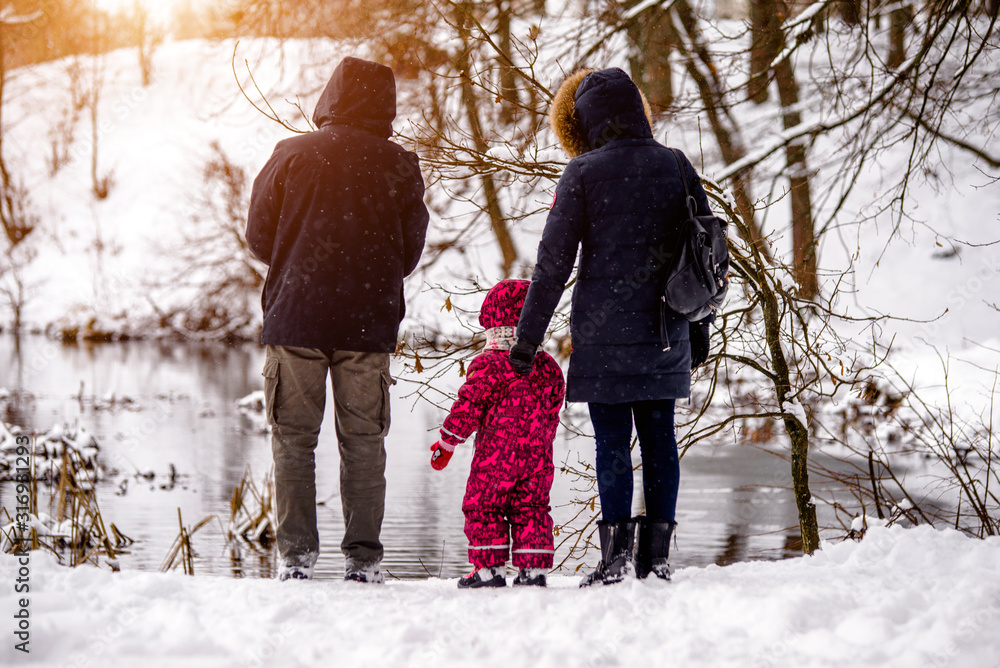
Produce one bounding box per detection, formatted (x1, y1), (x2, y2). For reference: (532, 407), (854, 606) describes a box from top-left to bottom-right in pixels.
(748, 0), (782, 104)
(495, 0), (519, 125)
(626, 4), (674, 113)
(454, 5), (518, 276)
(837, 0), (862, 24)
(887, 5), (912, 70)
(710, 178), (821, 556)
(0, 34), (23, 245)
(669, 0), (772, 261)
(773, 53), (818, 299)
(766, 298), (820, 556)
(89, 16), (110, 199)
(725, 190), (821, 556)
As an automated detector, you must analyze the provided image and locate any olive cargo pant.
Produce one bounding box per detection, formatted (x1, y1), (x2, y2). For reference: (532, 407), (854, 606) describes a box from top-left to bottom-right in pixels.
(263, 345), (393, 569)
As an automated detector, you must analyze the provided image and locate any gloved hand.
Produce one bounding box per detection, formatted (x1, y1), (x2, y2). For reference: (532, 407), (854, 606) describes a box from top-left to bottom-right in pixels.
(430, 441), (455, 470)
(508, 338), (538, 376)
(689, 321), (711, 369)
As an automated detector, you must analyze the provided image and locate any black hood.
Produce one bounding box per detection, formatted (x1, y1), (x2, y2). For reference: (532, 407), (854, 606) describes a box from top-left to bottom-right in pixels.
(312, 56), (396, 138)
(574, 68), (652, 151)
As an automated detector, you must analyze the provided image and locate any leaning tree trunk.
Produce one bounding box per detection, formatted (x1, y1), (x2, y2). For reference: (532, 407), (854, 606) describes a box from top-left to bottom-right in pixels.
(765, 294), (821, 556)
(773, 51), (818, 299)
(675, 0), (821, 554)
(707, 186), (821, 556)
(669, 0), (772, 262)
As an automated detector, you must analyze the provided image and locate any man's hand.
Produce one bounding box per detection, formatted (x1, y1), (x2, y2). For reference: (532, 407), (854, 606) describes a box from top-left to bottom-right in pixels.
(508, 339), (538, 376)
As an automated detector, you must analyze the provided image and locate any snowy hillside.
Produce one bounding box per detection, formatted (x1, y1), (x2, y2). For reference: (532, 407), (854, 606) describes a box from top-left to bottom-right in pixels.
(2, 39), (369, 338)
(2, 32), (996, 361)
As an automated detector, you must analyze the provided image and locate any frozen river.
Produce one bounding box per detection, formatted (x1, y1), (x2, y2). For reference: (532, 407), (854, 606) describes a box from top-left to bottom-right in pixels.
(0, 334), (854, 580)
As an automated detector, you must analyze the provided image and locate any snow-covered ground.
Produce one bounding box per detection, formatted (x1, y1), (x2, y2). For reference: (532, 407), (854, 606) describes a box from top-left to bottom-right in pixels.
(2, 524), (998, 667)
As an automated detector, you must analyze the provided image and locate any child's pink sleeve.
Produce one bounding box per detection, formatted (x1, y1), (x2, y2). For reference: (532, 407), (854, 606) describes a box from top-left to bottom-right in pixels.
(440, 355), (501, 446)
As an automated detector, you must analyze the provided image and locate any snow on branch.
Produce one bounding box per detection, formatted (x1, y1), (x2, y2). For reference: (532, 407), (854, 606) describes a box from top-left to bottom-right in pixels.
(771, 0), (834, 66)
(714, 119), (820, 181)
(623, 0), (678, 22)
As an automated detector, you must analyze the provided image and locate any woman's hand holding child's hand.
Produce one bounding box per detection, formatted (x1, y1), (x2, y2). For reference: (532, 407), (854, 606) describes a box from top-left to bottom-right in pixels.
(508, 339), (538, 376)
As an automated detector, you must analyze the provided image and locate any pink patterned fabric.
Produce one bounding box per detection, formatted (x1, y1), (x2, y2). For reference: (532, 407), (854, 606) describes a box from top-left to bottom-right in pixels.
(478, 279), (531, 329)
(441, 280), (566, 570)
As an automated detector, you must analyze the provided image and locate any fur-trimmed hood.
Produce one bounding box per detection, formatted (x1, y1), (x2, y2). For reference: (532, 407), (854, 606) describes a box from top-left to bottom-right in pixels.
(549, 68), (654, 158)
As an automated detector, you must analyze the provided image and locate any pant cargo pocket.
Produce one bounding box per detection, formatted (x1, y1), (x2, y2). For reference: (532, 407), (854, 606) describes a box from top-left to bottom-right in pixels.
(379, 367), (395, 437)
(262, 357), (279, 425)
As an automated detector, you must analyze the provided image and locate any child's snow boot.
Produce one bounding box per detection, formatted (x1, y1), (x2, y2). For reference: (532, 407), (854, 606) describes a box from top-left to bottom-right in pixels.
(579, 520), (637, 587)
(458, 566), (506, 589)
(635, 517), (675, 581)
(513, 568), (547, 587)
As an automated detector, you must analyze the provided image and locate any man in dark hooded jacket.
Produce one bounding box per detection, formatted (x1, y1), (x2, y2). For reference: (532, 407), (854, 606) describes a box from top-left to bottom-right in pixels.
(246, 56), (428, 583)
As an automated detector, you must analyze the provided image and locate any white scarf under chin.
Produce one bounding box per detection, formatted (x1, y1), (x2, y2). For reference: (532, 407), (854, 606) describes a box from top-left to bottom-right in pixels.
(484, 326), (516, 351)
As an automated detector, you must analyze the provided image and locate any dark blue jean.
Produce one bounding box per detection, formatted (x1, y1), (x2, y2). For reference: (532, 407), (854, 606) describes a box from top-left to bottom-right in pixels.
(588, 400), (679, 524)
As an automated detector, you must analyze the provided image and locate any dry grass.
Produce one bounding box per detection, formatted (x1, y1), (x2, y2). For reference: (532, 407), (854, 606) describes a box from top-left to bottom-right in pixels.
(159, 508), (214, 575)
(1, 434), (132, 567)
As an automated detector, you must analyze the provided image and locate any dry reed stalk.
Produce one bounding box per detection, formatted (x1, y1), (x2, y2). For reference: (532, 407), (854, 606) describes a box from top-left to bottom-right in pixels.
(159, 508), (215, 575)
(227, 466), (275, 546)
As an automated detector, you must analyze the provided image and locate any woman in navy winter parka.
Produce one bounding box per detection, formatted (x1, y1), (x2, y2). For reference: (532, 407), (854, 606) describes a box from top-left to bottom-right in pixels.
(510, 67), (714, 586)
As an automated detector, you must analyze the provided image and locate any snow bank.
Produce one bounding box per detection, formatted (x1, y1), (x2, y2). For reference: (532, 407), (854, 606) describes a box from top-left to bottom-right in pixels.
(2, 525), (997, 667)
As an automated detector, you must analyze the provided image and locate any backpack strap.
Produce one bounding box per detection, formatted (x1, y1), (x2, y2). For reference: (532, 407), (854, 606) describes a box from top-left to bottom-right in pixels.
(661, 149), (693, 351)
(669, 148), (698, 220)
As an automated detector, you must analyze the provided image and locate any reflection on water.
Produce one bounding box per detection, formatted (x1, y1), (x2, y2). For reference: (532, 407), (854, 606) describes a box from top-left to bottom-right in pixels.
(0, 334), (846, 580)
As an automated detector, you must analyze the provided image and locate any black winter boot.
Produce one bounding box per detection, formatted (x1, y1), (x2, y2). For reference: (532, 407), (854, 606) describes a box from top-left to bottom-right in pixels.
(635, 517), (675, 581)
(458, 567), (506, 589)
(513, 568), (547, 587)
(579, 520), (637, 587)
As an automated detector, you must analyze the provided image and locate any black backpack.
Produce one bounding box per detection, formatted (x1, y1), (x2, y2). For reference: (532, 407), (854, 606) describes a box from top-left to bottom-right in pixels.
(661, 149), (729, 330)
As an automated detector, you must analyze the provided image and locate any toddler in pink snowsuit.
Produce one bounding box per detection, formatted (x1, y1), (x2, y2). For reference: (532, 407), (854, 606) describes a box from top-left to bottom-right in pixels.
(430, 279), (565, 588)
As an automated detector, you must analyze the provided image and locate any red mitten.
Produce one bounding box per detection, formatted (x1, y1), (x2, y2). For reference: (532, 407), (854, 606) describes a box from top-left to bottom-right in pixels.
(430, 441), (455, 470)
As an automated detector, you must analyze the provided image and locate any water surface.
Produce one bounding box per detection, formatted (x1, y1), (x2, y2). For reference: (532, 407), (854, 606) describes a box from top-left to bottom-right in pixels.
(1, 334), (846, 580)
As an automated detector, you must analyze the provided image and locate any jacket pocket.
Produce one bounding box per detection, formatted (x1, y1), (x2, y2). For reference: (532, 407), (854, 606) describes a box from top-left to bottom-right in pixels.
(262, 358), (279, 425)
